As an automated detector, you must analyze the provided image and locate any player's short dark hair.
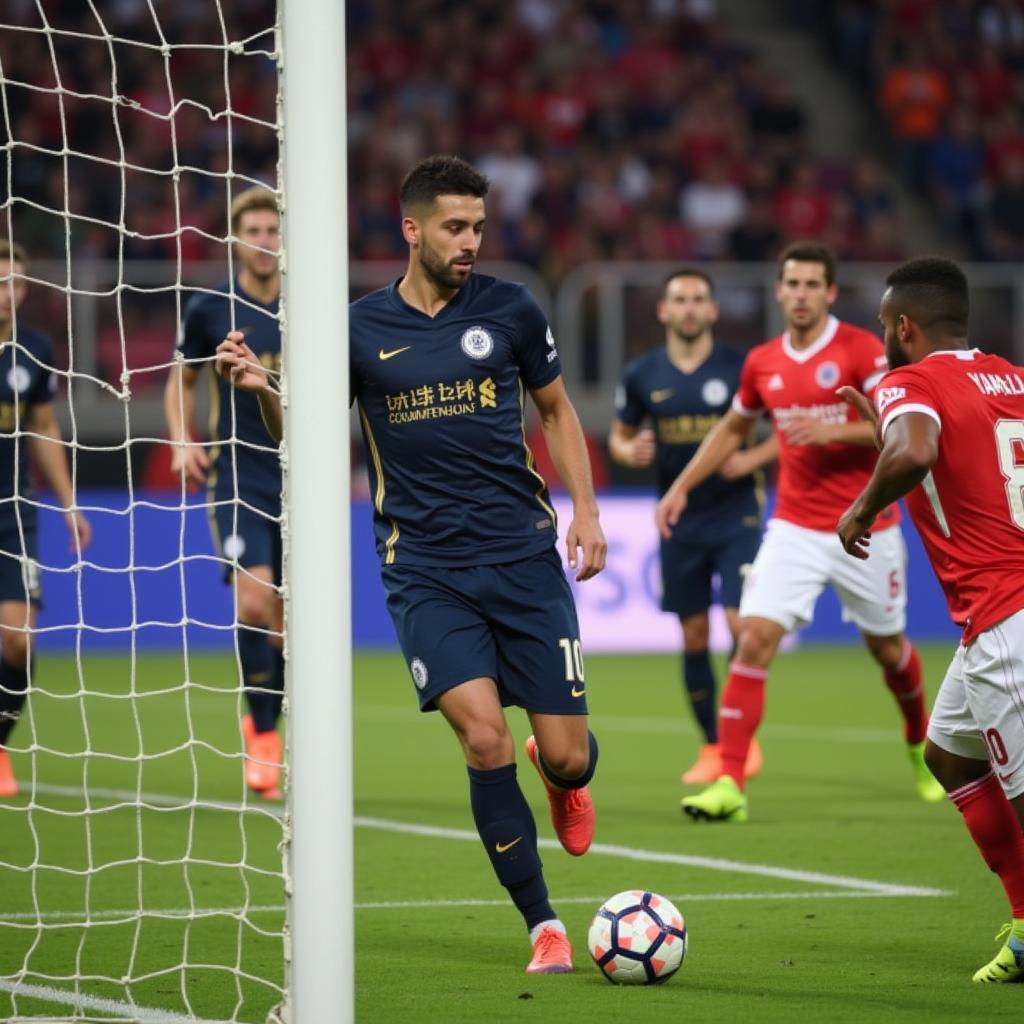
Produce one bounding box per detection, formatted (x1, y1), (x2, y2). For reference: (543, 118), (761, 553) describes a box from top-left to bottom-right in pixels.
(0, 239), (27, 268)
(399, 155), (489, 214)
(885, 256), (969, 335)
(662, 267), (715, 297)
(777, 241), (836, 285)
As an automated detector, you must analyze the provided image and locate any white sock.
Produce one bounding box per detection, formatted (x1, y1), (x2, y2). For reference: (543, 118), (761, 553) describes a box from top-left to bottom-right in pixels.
(529, 918), (566, 944)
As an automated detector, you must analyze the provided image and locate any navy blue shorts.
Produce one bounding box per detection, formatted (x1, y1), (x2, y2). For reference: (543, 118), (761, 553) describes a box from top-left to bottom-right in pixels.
(0, 515), (40, 607)
(210, 502), (282, 585)
(660, 522), (761, 618)
(381, 548), (587, 715)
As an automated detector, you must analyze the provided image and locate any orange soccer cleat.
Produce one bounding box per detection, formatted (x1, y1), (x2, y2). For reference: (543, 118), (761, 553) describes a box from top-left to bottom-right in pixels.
(525, 734), (594, 856)
(681, 743), (721, 784)
(526, 926), (574, 974)
(241, 714), (282, 798)
(681, 738), (763, 784)
(0, 748), (17, 798)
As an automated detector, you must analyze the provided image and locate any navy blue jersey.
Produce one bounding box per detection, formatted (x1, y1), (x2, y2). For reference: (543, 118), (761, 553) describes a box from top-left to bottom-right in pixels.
(0, 326), (57, 505)
(616, 343), (761, 534)
(176, 280), (281, 514)
(350, 274), (561, 567)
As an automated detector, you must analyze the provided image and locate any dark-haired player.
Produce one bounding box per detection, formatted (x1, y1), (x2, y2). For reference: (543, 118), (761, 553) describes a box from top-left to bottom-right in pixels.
(609, 269), (774, 785)
(839, 256), (1024, 983)
(657, 241), (943, 823)
(164, 187), (285, 799)
(0, 240), (91, 796)
(215, 155), (606, 975)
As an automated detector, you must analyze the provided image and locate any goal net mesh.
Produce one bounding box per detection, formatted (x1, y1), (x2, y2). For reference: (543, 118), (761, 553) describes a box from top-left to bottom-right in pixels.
(0, 3), (288, 1021)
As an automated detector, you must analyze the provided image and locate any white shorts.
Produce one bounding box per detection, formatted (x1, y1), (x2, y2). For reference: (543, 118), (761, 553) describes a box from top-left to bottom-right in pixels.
(739, 517), (907, 636)
(928, 608), (1024, 800)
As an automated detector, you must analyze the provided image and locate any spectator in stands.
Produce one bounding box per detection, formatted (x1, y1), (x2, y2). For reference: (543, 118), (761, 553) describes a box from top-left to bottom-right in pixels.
(679, 156), (747, 259)
(985, 154), (1024, 260)
(878, 41), (951, 190)
(927, 105), (985, 246)
(476, 125), (543, 224)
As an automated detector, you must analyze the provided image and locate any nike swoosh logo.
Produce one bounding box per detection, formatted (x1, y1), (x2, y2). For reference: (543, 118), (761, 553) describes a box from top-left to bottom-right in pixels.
(571, 685), (586, 698)
(495, 837), (523, 853)
(379, 346), (411, 361)
(1000, 769), (1019, 784)
(650, 388), (674, 403)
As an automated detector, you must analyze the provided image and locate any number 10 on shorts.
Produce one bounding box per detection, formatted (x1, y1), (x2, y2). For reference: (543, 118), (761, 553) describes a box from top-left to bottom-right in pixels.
(558, 638), (586, 683)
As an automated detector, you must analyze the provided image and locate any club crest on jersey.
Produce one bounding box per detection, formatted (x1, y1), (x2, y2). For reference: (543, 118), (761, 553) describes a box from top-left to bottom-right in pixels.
(410, 657), (429, 690)
(6, 365), (30, 393)
(460, 325), (493, 360)
(815, 361), (840, 389)
(701, 378), (729, 406)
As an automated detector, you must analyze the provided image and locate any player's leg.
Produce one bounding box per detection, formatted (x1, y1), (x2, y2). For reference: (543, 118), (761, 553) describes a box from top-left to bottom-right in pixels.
(922, 624), (1024, 981)
(682, 520), (826, 821)
(0, 519), (41, 797)
(212, 503), (282, 795)
(716, 522), (765, 782)
(383, 560), (571, 973)
(659, 533), (719, 781)
(832, 525), (940, 801)
(0, 601), (36, 798)
(486, 550), (598, 856)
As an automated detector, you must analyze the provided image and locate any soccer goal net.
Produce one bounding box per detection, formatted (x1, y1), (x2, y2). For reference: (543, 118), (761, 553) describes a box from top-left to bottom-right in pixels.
(0, 3), (350, 1021)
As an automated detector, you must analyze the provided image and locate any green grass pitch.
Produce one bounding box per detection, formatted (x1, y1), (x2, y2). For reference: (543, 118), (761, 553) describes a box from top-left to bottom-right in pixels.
(1, 645), (1022, 1023)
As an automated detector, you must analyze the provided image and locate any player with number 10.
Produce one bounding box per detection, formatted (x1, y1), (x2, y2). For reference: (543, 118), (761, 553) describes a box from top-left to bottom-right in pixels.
(215, 155), (606, 975)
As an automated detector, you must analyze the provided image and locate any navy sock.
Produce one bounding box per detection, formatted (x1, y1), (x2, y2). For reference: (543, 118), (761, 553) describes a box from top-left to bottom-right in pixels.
(0, 656), (30, 747)
(238, 628), (275, 733)
(270, 646), (285, 724)
(536, 730), (599, 789)
(683, 650), (718, 744)
(468, 763), (554, 931)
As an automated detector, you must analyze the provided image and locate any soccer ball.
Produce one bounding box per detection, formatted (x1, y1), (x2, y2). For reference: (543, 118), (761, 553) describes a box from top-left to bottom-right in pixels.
(587, 890), (687, 984)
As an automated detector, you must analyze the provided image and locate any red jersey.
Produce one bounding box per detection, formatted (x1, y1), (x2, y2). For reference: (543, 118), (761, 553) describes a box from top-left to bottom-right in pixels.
(733, 316), (900, 532)
(876, 349), (1024, 642)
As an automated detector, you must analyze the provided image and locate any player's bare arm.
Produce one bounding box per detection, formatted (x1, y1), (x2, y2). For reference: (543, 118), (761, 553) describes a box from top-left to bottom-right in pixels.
(837, 411), (938, 559)
(530, 376), (606, 582)
(781, 415), (877, 447)
(655, 407), (753, 539)
(836, 385), (881, 447)
(163, 361), (208, 485)
(215, 331), (283, 444)
(719, 432), (778, 480)
(607, 420), (655, 468)
(28, 402), (92, 551)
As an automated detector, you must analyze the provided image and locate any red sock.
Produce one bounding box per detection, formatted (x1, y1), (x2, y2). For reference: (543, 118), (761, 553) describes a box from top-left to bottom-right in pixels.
(882, 641), (928, 745)
(950, 772), (1024, 918)
(718, 662), (767, 789)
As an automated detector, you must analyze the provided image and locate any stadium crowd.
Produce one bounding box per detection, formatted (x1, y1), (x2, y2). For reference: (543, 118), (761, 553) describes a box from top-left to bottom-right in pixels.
(1, 0), (910, 289)
(817, 0), (1024, 259)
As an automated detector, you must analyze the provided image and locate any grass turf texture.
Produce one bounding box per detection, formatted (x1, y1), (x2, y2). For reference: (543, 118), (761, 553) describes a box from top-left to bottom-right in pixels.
(0, 646), (1021, 1023)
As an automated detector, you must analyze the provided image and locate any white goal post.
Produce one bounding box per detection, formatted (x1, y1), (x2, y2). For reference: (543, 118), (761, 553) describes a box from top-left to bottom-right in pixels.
(279, 0), (352, 1020)
(0, 0), (351, 1021)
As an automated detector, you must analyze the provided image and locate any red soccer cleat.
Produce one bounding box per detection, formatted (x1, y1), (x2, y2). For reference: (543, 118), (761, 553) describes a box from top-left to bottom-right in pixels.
(525, 734), (594, 856)
(242, 715), (281, 796)
(0, 748), (17, 798)
(526, 926), (573, 974)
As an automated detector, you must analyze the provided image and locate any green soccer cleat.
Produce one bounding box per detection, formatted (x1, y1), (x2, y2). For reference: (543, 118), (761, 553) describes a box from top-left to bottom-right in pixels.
(907, 741), (945, 803)
(681, 775), (748, 823)
(973, 924), (1024, 983)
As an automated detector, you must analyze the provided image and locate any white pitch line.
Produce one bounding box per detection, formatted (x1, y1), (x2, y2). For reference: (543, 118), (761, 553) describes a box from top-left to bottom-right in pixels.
(356, 817), (949, 896)
(25, 783), (950, 897)
(0, 885), (949, 927)
(0, 979), (227, 1024)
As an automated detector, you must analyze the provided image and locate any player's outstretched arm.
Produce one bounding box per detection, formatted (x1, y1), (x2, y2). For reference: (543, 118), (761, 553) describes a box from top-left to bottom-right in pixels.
(28, 402), (92, 552)
(163, 362), (209, 486)
(655, 408), (753, 539)
(215, 331), (283, 443)
(530, 376), (607, 582)
(837, 411), (938, 558)
(720, 431), (778, 479)
(608, 420), (656, 468)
